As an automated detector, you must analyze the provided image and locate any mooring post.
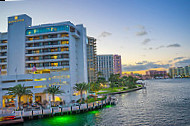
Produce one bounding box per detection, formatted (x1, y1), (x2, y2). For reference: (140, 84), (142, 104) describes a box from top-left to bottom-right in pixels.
(32, 110), (33, 119)
(93, 102), (94, 108)
(52, 108), (54, 117)
(70, 106), (72, 114)
(87, 103), (88, 111)
(42, 109), (43, 118)
(105, 99), (107, 105)
(61, 107), (63, 115)
(79, 105), (80, 113)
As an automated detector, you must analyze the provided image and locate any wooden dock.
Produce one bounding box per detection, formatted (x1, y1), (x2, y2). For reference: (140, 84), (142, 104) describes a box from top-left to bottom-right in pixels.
(12, 99), (116, 120)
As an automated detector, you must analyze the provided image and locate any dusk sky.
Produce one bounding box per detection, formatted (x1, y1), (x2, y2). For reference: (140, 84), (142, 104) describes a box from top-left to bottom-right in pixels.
(1, 0), (190, 74)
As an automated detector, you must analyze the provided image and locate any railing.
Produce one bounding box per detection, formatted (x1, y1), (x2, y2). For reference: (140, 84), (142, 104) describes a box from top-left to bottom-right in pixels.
(10, 99), (115, 118)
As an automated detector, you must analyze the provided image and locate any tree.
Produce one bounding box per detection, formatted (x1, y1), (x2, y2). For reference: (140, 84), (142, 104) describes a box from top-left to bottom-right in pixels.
(73, 82), (89, 103)
(109, 74), (120, 83)
(7, 84), (32, 110)
(127, 76), (138, 89)
(97, 71), (103, 78)
(110, 82), (116, 89)
(43, 85), (64, 106)
(90, 82), (101, 92)
(97, 77), (106, 84)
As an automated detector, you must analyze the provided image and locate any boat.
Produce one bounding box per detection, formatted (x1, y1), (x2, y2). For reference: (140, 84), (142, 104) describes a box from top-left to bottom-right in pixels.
(0, 114), (24, 125)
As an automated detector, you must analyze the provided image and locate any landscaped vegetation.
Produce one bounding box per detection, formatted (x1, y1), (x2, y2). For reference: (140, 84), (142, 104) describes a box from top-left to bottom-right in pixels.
(73, 73), (141, 102)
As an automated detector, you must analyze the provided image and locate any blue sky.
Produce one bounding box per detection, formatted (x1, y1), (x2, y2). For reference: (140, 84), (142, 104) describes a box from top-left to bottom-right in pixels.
(1, 0), (190, 73)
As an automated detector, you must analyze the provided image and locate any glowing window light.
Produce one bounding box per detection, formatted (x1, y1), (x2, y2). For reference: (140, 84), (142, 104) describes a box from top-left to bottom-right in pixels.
(34, 78), (47, 81)
(34, 85), (46, 88)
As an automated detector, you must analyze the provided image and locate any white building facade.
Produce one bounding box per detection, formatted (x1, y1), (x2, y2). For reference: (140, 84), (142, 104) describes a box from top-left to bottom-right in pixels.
(0, 14), (88, 108)
(97, 55), (114, 81)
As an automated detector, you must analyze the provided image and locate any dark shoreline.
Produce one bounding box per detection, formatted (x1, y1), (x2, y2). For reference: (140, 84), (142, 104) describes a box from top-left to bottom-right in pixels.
(105, 87), (143, 95)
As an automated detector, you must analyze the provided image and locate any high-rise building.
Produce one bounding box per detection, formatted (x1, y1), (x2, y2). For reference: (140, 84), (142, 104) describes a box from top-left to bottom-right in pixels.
(0, 14), (88, 108)
(169, 67), (177, 78)
(177, 67), (185, 77)
(113, 55), (122, 75)
(184, 66), (189, 76)
(87, 37), (97, 83)
(97, 54), (122, 81)
(169, 66), (190, 78)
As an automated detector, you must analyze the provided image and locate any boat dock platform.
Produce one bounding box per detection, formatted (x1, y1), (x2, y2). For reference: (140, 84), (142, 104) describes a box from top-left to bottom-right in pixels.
(13, 99), (116, 120)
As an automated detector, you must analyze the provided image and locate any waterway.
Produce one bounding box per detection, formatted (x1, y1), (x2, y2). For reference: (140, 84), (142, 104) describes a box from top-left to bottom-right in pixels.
(15, 79), (190, 126)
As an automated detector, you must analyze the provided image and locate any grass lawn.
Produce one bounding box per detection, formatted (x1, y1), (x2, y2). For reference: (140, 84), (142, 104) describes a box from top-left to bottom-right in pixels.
(97, 87), (129, 94)
(86, 97), (107, 103)
(97, 84), (142, 95)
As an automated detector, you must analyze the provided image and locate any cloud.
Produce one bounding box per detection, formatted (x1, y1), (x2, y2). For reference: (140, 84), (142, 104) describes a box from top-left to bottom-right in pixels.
(123, 62), (170, 71)
(136, 25), (145, 30)
(156, 45), (165, 49)
(136, 31), (148, 36)
(175, 58), (190, 67)
(144, 47), (153, 50)
(98, 31), (112, 38)
(168, 60), (173, 63)
(136, 61), (148, 65)
(145, 43), (181, 50)
(142, 38), (151, 45)
(167, 43), (181, 48)
(173, 57), (185, 61)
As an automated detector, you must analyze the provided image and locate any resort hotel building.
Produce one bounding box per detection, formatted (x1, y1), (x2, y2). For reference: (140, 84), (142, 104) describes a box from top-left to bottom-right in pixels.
(0, 14), (88, 108)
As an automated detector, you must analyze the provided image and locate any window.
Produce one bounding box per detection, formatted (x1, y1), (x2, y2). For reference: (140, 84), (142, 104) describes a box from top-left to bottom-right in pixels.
(26, 25), (69, 35)
(61, 47), (69, 52)
(51, 62), (58, 67)
(61, 40), (69, 45)
(51, 55), (57, 59)
(60, 33), (69, 37)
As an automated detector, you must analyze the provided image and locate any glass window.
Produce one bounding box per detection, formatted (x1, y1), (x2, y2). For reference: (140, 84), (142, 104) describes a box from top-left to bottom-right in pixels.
(26, 25), (69, 35)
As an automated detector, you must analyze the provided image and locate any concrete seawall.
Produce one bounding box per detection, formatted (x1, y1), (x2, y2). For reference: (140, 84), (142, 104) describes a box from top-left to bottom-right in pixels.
(107, 87), (143, 95)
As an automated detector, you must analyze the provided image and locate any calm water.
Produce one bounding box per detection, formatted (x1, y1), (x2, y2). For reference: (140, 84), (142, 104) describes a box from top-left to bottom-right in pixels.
(16, 79), (190, 126)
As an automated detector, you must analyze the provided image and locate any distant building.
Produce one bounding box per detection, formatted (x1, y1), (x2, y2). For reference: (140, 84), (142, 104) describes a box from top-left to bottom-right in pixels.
(177, 67), (185, 77)
(97, 54), (122, 81)
(168, 65), (190, 78)
(113, 55), (122, 75)
(146, 70), (167, 79)
(184, 66), (189, 77)
(97, 55), (113, 81)
(169, 67), (177, 78)
(87, 37), (97, 82)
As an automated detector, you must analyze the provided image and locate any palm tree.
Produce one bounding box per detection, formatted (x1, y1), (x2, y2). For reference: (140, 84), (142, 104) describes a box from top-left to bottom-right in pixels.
(73, 82), (89, 103)
(7, 84), (32, 110)
(43, 85), (64, 106)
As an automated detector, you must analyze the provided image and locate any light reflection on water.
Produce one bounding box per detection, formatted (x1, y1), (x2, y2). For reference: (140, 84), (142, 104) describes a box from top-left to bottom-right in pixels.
(16, 79), (190, 126)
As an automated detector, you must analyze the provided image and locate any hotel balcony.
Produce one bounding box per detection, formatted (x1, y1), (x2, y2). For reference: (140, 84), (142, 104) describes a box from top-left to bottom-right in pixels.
(25, 58), (69, 63)
(25, 37), (69, 43)
(0, 43), (7, 46)
(26, 44), (69, 50)
(25, 51), (69, 57)
(1, 68), (7, 72)
(0, 55), (7, 59)
(0, 49), (7, 53)
(0, 62), (7, 65)
(25, 31), (69, 37)
(25, 66), (70, 71)
(71, 30), (80, 39)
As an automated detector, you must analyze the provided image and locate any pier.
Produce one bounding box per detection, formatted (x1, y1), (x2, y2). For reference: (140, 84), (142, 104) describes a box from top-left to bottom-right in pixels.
(0, 99), (116, 125)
